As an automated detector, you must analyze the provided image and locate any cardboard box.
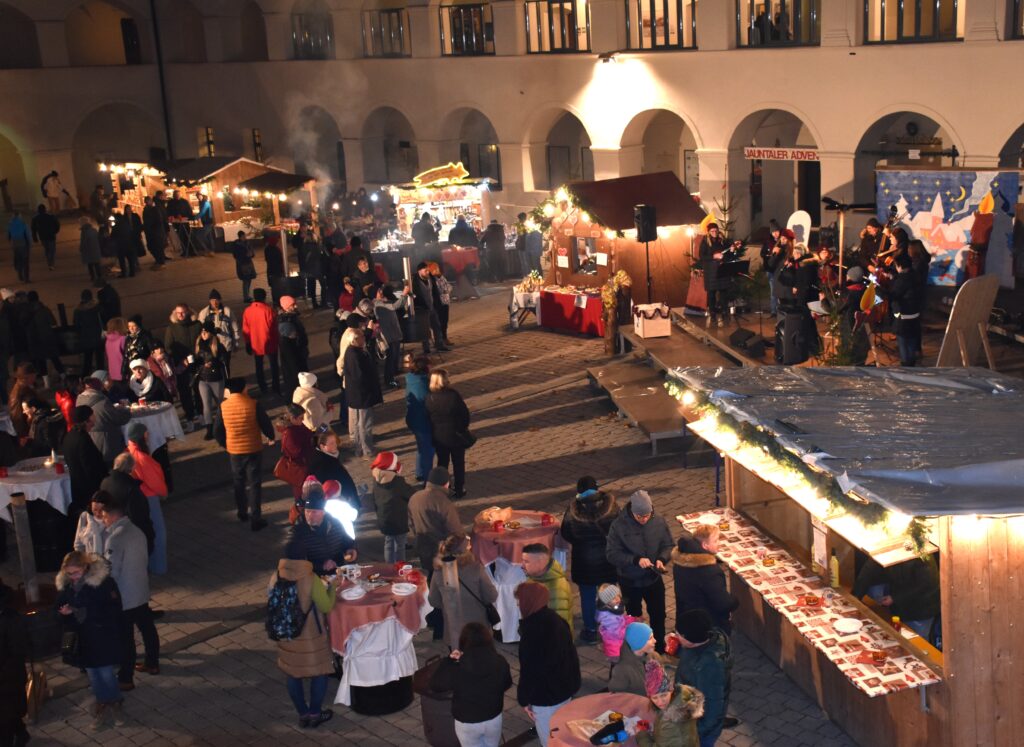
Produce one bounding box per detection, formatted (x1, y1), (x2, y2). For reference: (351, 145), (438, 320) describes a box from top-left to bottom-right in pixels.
(633, 303), (671, 338)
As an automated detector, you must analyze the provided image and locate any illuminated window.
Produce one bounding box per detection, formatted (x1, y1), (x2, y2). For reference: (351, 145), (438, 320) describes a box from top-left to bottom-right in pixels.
(362, 9), (411, 57)
(292, 0), (335, 59)
(864, 0), (964, 43)
(525, 0), (590, 53)
(626, 0), (697, 50)
(440, 3), (495, 55)
(736, 1), (820, 46)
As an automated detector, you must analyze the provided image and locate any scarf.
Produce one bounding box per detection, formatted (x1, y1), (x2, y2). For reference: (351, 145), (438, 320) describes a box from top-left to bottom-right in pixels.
(129, 371), (155, 398)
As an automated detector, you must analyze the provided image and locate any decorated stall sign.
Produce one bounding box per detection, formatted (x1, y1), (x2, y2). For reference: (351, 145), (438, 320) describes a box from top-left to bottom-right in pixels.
(413, 161), (471, 187)
(743, 147), (819, 162)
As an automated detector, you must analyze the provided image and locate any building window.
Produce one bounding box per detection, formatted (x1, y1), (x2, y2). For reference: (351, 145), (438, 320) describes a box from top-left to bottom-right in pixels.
(252, 129), (263, 162)
(1014, 0), (1024, 38)
(292, 1), (335, 59)
(440, 3), (495, 55)
(362, 9), (411, 57)
(625, 0), (697, 50)
(864, 0), (964, 43)
(478, 144), (502, 189)
(199, 128), (215, 157)
(736, 1), (819, 46)
(525, 0), (591, 53)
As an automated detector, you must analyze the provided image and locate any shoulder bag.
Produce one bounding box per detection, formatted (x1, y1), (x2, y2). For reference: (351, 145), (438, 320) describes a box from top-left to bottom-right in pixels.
(459, 576), (500, 627)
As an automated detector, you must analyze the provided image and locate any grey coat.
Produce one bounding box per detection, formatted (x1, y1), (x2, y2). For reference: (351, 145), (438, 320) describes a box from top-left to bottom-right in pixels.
(427, 553), (498, 650)
(103, 516), (150, 610)
(605, 501), (674, 588)
(76, 388), (131, 463)
(79, 224), (102, 264)
(608, 640), (650, 695)
(373, 297), (404, 347)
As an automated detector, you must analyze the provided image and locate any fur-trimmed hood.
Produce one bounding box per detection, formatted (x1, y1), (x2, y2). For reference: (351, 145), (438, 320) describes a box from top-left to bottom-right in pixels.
(167, 308), (197, 324)
(660, 684), (705, 723)
(432, 548), (476, 570)
(672, 531), (716, 568)
(372, 467), (397, 484)
(569, 490), (618, 523)
(55, 555), (109, 591)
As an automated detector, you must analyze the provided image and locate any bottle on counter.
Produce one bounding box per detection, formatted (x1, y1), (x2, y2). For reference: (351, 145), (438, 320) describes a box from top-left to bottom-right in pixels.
(892, 615), (902, 632)
(829, 549), (841, 589)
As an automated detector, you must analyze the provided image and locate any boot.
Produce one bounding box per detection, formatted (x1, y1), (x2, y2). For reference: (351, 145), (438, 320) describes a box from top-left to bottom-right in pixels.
(90, 703), (108, 732)
(111, 700), (127, 727)
(203, 424), (214, 441)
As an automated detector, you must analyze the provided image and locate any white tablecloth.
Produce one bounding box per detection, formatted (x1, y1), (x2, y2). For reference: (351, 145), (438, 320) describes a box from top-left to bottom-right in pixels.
(0, 411), (15, 437)
(0, 457), (72, 521)
(509, 290), (542, 328)
(120, 402), (185, 451)
(334, 608), (430, 706)
(485, 549), (567, 643)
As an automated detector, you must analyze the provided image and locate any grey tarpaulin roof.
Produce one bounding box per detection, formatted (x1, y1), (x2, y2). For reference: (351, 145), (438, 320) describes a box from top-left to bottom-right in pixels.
(668, 366), (1024, 517)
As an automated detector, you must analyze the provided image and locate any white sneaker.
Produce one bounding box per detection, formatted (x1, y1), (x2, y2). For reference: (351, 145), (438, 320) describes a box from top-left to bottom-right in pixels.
(182, 420), (195, 434)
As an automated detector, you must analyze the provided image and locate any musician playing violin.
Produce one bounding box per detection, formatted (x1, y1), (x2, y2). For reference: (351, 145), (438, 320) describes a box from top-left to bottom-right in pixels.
(816, 246), (840, 291)
(856, 218), (884, 268)
(699, 223), (741, 326)
(868, 227), (909, 285)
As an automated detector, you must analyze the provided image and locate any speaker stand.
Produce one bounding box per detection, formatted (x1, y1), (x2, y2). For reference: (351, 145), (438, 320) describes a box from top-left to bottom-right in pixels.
(645, 240), (653, 304)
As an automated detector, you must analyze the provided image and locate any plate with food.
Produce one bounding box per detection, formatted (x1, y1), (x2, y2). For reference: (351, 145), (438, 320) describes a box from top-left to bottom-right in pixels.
(833, 617), (864, 635)
(340, 586), (367, 601)
(391, 582), (417, 596)
(504, 520), (522, 531)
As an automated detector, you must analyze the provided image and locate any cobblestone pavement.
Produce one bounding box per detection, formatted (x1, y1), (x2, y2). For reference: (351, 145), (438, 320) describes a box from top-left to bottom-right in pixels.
(0, 243), (855, 746)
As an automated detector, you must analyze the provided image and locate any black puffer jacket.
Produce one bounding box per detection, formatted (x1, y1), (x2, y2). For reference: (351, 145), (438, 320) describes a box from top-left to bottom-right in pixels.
(605, 502), (674, 588)
(560, 491), (619, 586)
(671, 530), (739, 635)
(426, 387), (470, 451)
(516, 607), (580, 707)
(430, 646), (512, 724)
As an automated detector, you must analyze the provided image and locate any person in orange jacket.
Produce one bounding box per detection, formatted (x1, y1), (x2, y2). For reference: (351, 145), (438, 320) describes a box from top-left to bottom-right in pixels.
(241, 288), (280, 395)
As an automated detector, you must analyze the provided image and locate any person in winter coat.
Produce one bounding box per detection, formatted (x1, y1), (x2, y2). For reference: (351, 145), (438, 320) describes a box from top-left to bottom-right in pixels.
(141, 196), (167, 268)
(521, 544), (572, 635)
(671, 524), (739, 635)
(851, 556), (941, 639)
(99, 460), (154, 556)
(74, 496), (107, 555)
(63, 405), (109, 511)
(636, 660), (704, 747)
(286, 485), (357, 574)
(242, 289), (280, 395)
(428, 534), (499, 651)
(94, 492), (160, 688)
(193, 322), (228, 440)
(31, 203), (60, 270)
(292, 372), (331, 432)
(147, 343), (177, 401)
(411, 262), (447, 354)
(7, 362), (39, 437)
(297, 229), (326, 308)
(404, 355), (433, 482)
(605, 490), (674, 653)
(76, 375), (131, 465)
(480, 219), (506, 281)
(306, 430), (358, 507)
(56, 551), (126, 730)
(0, 582), (29, 746)
(74, 290), (106, 374)
(112, 206), (141, 278)
(127, 358), (171, 404)
(699, 223), (731, 325)
(408, 467), (463, 573)
(447, 215), (478, 248)
(560, 476), (620, 642)
(671, 610), (732, 747)
(596, 584), (641, 661)
(125, 427), (169, 575)
(412, 212), (437, 247)
(879, 252), (922, 367)
(371, 451), (415, 563)
(773, 242), (820, 365)
(373, 286), (407, 388)
(96, 280), (121, 325)
(272, 543), (337, 729)
(515, 582), (581, 747)
(342, 329), (381, 458)
(426, 368), (470, 498)
(429, 621), (512, 746)
(164, 304), (202, 427)
(25, 291), (64, 377)
(22, 398), (65, 457)
(104, 318), (128, 383)
(609, 622), (660, 695)
(263, 233), (285, 303)
(231, 232), (257, 303)
(277, 296), (309, 401)
(196, 290), (239, 374)
(6, 211), (31, 282)
(278, 405), (314, 518)
(79, 216), (104, 283)
(760, 221), (785, 315)
(428, 263), (455, 346)
(214, 377), (276, 531)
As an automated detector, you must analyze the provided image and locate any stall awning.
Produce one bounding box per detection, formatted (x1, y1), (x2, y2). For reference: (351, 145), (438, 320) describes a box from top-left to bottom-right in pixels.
(237, 171), (313, 194)
(669, 366), (1024, 517)
(161, 157), (260, 185)
(567, 172), (706, 230)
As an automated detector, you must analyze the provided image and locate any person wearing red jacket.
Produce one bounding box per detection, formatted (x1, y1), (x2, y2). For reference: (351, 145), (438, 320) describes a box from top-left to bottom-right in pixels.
(241, 288), (280, 395)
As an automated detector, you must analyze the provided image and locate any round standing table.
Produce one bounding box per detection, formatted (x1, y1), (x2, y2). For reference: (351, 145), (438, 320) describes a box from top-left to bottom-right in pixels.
(549, 693), (654, 746)
(119, 401), (185, 451)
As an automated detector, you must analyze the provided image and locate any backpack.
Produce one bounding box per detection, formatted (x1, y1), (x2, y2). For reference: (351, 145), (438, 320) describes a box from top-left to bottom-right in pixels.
(266, 574), (310, 641)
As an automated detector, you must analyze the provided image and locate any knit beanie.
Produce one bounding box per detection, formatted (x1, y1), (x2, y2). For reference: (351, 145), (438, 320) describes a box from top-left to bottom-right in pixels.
(598, 584), (621, 606)
(630, 490), (653, 516)
(128, 359), (147, 371)
(624, 622), (653, 653)
(676, 609), (713, 644)
(427, 466), (449, 487)
(515, 582), (550, 618)
(304, 483), (326, 511)
(297, 372), (317, 389)
(208, 288), (221, 300)
(371, 451), (402, 474)
(644, 659), (673, 698)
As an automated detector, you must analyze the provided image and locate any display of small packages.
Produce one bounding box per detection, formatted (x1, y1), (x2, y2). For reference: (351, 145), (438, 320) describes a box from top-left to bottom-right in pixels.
(633, 302), (671, 338)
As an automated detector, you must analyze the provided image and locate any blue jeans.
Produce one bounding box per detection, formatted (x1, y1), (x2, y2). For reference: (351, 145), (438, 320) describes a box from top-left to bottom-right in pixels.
(455, 714), (503, 746)
(147, 494), (167, 575)
(766, 270), (777, 315)
(579, 584), (597, 632)
(286, 675), (328, 716)
(384, 533), (407, 564)
(86, 666), (120, 705)
(412, 428), (434, 482)
(531, 699), (569, 747)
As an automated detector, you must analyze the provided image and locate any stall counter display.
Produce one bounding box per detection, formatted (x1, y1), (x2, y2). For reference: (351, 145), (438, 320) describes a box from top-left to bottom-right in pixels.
(539, 286), (604, 337)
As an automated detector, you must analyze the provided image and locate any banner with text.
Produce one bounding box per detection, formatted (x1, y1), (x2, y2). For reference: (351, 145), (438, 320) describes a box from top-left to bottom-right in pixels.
(743, 147), (819, 162)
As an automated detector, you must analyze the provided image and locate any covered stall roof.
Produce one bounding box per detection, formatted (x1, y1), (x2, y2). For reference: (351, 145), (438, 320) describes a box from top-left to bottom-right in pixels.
(567, 171), (706, 230)
(162, 157), (262, 185)
(669, 366), (1024, 517)
(237, 170), (312, 194)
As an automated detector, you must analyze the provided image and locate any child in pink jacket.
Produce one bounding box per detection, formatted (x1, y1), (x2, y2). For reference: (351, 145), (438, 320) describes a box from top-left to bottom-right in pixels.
(597, 584), (641, 661)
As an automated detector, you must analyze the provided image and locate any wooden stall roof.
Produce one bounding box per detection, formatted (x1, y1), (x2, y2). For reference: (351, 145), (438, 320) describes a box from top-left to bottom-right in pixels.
(162, 157), (263, 184)
(568, 172), (706, 230)
(237, 170), (313, 193)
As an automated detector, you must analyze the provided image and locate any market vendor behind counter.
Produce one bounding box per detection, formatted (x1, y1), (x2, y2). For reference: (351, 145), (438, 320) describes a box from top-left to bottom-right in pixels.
(850, 555), (941, 646)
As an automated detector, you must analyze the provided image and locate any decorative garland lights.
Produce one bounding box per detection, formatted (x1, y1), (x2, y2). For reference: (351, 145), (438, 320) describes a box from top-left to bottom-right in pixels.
(665, 378), (933, 556)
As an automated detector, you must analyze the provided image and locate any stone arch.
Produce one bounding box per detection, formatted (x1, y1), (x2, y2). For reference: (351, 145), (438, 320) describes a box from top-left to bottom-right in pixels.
(239, 0), (269, 61)
(523, 107), (593, 191)
(65, 0), (147, 66)
(289, 105), (344, 201)
(361, 106), (418, 185)
(619, 109), (699, 187)
(439, 108), (501, 186)
(1000, 124), (1024, 169)
(71, 102), (163, 205)
(0, 124), (32, 210)
(0, 3), (42, 69)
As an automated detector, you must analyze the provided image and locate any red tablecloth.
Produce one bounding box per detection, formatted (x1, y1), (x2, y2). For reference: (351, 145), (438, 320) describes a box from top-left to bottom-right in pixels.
(539, 290), (605, 337)
(442, 247), (480, 276)
(328, 563), (428, 652)
(549, 693), (654, 746)
(471, 509), (566, 565)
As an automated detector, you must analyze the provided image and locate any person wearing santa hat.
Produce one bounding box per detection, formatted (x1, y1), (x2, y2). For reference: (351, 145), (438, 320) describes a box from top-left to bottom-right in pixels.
(371, 451), (416, 563)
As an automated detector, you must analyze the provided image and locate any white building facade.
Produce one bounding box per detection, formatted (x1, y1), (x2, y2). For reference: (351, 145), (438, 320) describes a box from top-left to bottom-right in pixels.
(0, 0), (1021, 236)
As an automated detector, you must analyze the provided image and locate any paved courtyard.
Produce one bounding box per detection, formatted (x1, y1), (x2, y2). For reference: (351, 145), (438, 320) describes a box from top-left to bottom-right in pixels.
(0, 234), (853, 746)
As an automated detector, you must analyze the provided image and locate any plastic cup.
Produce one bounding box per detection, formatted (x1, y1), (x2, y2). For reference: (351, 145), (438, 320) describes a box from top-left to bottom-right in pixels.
(55, 463), (65, 474)
(493, 520), (505, 533)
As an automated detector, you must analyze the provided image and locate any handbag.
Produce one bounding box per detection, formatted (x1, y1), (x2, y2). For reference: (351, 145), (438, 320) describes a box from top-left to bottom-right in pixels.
(60, 630), (79, 667)
(459, 577), (500, 627)
(454, 429), (478, 449)
(273, 455), (306, 488)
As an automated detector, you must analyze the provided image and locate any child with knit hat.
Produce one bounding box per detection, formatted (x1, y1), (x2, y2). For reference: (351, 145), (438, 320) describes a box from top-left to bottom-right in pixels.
(596, 583), (641, 661)
(371, 451), (416, 563)
(637, 659), (704, 747)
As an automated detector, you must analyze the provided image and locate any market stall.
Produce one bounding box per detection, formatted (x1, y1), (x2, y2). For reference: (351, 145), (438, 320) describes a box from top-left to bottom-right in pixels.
(665, 365), (1024, 747)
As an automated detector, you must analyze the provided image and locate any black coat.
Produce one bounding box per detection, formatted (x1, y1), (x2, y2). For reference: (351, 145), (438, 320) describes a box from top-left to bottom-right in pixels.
(99, 471), (155, 555)
(129, 374), (171, 404)
(671, 532), (739, 635)
(0, 593), (27, 724)
(55, 562), (123, 668)
(61, 427), (109, 509)
(97, 283), (121, 323)
(73, 301), (105, 351)
(430, 646), (512, 723)
(605, 502), (674, 588)
(123, 330), (154, 375)
(287, 516), (356, 575)
(880, 270), (921, 335)
(516, 607), (581, 707)
(773, 258), (819, 314)
(560, 491), (620, 586)
(307, 449), (358, 506)
(343, 346), (382, 410)
(699, 235), (730, 292)
(411, 274), (436, 311)
(425, 388), (470, 451)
